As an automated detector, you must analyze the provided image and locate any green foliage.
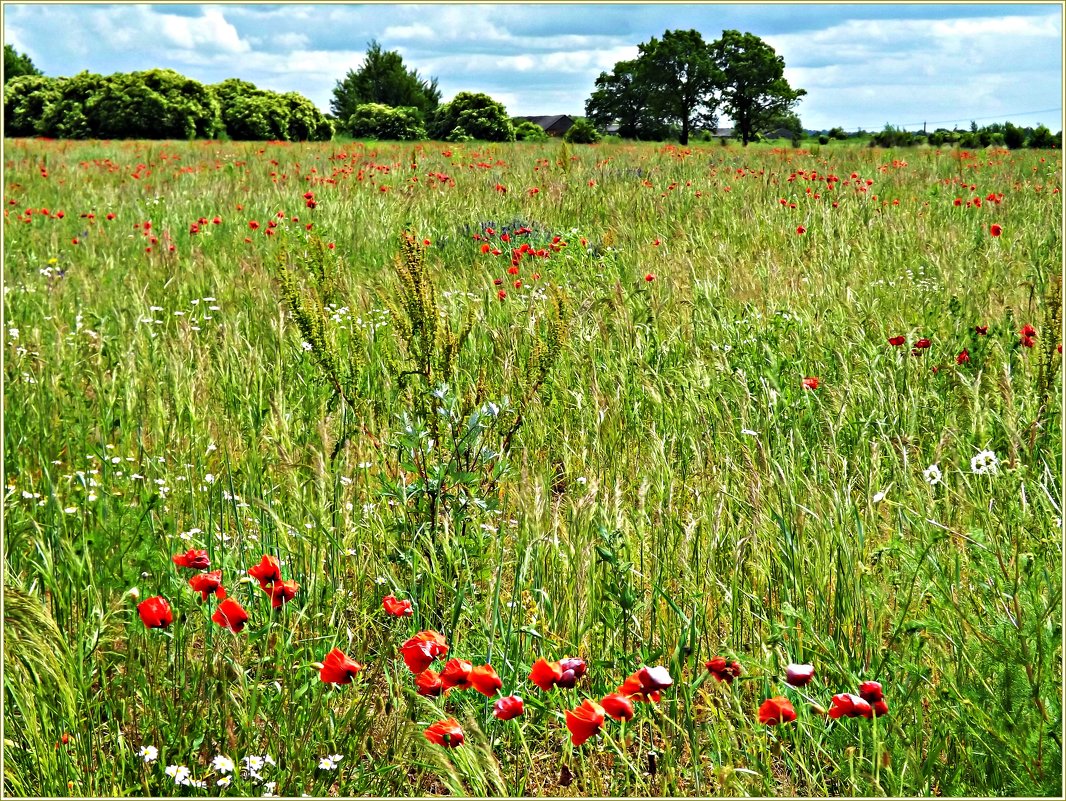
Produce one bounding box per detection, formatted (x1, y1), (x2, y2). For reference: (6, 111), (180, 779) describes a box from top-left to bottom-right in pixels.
(871, 124), (918, 148)
(712, 29), (806, 146)
(512, 120), (549, 142)
(1004, 122), (1026, 149)
(3, 74), (60, 136)
(1028, 124), (1059, 149)
(828, 126), (848, 140)
(212, 78), (331, 141)
(430, 92), (514, 142)
(637, 29), (722, 146)
(331, 40), (439, 130)
(4, 44), (41, 84)
(585, 58), (671, 141)
(348, 103), (427, 141)
(562, 118), (601, 144)
(84, 69), (223, 140)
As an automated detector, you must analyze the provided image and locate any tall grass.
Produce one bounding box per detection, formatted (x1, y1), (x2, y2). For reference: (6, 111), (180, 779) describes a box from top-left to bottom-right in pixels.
(3, 137), (1061, 796)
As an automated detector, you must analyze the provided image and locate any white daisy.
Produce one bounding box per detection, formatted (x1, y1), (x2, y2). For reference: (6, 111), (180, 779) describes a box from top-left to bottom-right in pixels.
(971, 450), (999, 475)
(211, 755), (235, 774)
(923, 464), (942, 486)
(138, 745), (158, 763)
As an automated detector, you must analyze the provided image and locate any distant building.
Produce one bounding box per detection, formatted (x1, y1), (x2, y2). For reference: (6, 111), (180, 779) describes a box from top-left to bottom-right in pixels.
(762, 127), (796, 140)
(520, 115), (576, 137)
(711, 127), (734, 139)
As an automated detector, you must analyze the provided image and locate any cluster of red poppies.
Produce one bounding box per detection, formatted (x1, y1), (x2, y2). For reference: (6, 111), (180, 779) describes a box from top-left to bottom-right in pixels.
(135, 552), (300, 635)
(706, 657), (889, 726)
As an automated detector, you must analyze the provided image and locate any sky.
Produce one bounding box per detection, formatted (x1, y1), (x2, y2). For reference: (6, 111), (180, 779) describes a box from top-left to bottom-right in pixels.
(3, 3), (1063, 132)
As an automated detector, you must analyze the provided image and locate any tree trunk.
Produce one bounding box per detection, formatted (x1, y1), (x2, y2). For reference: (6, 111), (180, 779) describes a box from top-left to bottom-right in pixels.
(679, 117), (689, 146)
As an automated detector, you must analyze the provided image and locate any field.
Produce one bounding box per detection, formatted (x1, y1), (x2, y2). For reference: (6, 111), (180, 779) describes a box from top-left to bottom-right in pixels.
(2, 136), (1062, 798)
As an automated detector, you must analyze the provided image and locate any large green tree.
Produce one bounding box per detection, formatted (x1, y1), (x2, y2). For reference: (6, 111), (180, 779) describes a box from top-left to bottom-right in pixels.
(4, 45), (41, 84)
(331, 40), (439, 129)
(585, 58), (670, 140)
(637, 29), (722, 146)
(712, 29), (805, 146)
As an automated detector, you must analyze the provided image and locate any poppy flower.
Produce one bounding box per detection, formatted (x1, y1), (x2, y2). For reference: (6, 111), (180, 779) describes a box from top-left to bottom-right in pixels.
(440, 658), (474, 691)
(414, 669), (443, 697)
(212, 597), (250, 633)
(424, 718), (464, 747)
(382, 595), (413, 617)
(266, 579), (299, 608)
(469, 664), (503, 697)
(758, 696), (797, 725)
(137, 596), (173, 629)
(802, 376), (820, 390)
(188, 570), (225, 602)
(785, 663), (815, 687)
(565, 699), (606, 746)
(529, 657), (564, 691)
(400, 631), (449, 674)
(956, 349), (971, 365)
(320, 648), (362, 684)
(618, 665), (673, 702)
(888, 336), (906, 347)
(705, 657), (742, 684)
(172, 549), (210, 570)
(248, 555), (282, 587)
(975, 325), (988, 335)
(645, 273), (656, 282)
(989, 224), (1002, 237)
(493, 695), (525, 720)
(827, 692), (872, 719)
(857, 681), (883, 702)
(795, 225), (806, 235)
(556, 657), (587, 689)
(601, 692), (635, 722)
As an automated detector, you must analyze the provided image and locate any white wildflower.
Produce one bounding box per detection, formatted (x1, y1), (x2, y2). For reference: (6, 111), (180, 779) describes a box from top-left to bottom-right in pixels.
(923, 464), (942, 486)
(971, 450), (999, 476)
(139, 745), (158, 763)
(211, 755), (235, 774)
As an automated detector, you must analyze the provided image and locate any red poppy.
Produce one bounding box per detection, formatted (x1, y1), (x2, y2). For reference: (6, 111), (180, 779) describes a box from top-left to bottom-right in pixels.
(424, 718), (464, 747)
(975, 325), (988, 335)
(497, 290), (506, 301)
(557, 657), (587, 689)
(565, 699), (606, 746)
(989, 224), (1002, 237)
(956, 349), (971, 365)
(600, 692), (635, 721)
(137, 596), (173, 629)
(913, 338), (931, 349)
(188, 570), (225, 601)
(415, 669), (443, 696)
(785, 663), (815, 687)
(758, 696), (797, 725)
(248, 555), (282, 587)
(212, 597), (249, 633)
(618, 665), (673, 703)
(440, 658), (474, 691)
(857, 681), (883, 702)
(705, 657), (742, 684)
(469, 664), (503, 697)
(529, 658), (564, 691)
(248, 220), (260, 230)
(645, 273), (656, 282)
(266, 579), (299, 608)
(1020, 323), (1037, 339)
(802, 376), (820, 390)
(382, 594), (413, 617)
(795, 225), (806, 235)
(493, 694), (525, 720)
(888, 336), (906, 347)
(400, 631), (448, 674)
(827, 692), (872, 719)
(320, 647), (362, 684)
(172, 549), (210, 570)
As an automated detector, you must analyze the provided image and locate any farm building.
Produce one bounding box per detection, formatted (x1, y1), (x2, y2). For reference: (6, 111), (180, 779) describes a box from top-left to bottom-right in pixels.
(519, 115), (576, 136)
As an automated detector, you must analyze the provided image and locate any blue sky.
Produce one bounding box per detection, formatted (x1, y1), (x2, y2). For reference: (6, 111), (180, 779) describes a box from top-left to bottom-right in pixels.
(3, 3), (1063, 131)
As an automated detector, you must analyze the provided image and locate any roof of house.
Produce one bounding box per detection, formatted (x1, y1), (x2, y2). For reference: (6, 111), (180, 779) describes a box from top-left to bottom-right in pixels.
(521, 115), (574, 129)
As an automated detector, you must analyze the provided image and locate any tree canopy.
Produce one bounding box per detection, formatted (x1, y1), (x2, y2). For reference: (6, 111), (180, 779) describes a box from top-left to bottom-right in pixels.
(4, 45), (41, 84)
(584, 28), (805, 146)
(712, 29), (806, 145)
(331, 40), (440, 131)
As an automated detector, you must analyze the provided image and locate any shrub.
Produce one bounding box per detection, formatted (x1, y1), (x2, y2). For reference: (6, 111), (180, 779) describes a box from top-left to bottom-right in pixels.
(818, 134), (829, 145)
(84, 69), (223, 140)
(513, 120), (549, 142)
(1028, 124), (1059, 149)
(212, 79), (331, 141)
(348, 103), (426, 140)
(563, 118), (601, 144)
(3, 74), (60, 137)
(430, 92), (514, 142)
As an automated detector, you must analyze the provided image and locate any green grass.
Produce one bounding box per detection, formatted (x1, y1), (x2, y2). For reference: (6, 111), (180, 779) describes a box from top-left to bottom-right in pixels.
(2, 136), (1062, 797)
